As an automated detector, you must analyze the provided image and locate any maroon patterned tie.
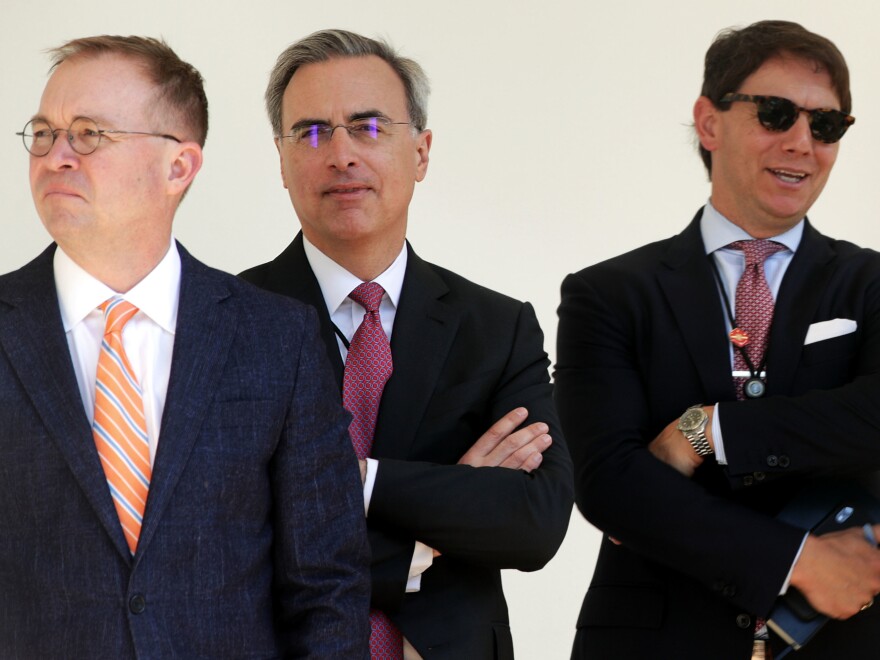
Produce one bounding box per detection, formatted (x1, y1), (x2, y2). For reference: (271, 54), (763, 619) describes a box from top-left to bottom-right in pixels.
(729, 240), (786, 401)
(341, 282), (402, 660)
(731, 240), (786, 642)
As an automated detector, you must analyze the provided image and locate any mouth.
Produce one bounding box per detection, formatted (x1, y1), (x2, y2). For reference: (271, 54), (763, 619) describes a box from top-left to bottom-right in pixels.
(323, 183), (371, 197)
(45, 189), (81, 197)
(39, 179), (85, 199)
(768, 168), (808, 184)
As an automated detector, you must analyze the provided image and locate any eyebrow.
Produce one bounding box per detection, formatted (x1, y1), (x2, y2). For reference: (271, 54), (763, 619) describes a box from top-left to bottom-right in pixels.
(286, 109), (392, 133)
(27, 113), (118, 127)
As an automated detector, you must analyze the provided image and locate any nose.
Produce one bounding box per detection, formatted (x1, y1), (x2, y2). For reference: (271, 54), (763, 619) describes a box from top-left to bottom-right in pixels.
(41, 129), (80, 169)
(780, 111), (814, 155)
(325, 126), (359, 171)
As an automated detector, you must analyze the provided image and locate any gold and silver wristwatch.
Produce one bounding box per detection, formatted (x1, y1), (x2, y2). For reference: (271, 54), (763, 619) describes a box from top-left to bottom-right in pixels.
(676, 404), (713, 457)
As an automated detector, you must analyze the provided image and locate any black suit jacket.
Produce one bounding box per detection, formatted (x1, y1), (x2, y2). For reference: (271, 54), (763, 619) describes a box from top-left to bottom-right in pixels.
(0, 243), (370, 659)
(241, 234), (574, 659)
(556, 211), (880, 659)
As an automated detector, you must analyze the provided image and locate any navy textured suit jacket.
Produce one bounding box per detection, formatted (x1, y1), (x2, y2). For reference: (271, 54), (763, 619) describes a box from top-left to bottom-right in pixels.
(557, 210), (880, 660)
(0, 243), (370, 659)
(241, 235), (573, 659)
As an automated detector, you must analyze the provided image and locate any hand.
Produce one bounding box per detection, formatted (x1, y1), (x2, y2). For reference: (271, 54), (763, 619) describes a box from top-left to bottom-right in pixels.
(648, 407), (714, 478)
(457, 407), (551, 473)
(790, 525), (880, 619)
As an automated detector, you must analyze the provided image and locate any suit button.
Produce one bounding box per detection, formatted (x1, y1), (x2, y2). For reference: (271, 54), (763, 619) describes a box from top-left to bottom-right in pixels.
(753, 471), (766, 481)
(129, 594), (146, 614)
(723, 585), (737, 598)
(766, 455), (779, 467)
(743, 476), (754, 487)
(736, 613), (752, 629)
(779, 455), (790, 468)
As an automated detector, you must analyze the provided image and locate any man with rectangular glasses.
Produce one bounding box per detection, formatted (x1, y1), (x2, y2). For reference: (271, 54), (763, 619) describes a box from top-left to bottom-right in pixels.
(556, 20), (880, 659)
(241, 29), (574, 660)
(0, 35), (370, 658)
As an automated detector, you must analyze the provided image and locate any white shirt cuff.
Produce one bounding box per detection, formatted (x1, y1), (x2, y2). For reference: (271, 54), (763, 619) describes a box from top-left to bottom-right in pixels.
(363, 457), (378, 516)
(406, 542), (435, 592)
(362, 459), (435, 593)
(712, 403), (727, 465)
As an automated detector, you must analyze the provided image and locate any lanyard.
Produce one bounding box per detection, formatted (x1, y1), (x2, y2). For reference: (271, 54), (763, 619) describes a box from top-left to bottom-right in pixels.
(708, 255), (769, 398)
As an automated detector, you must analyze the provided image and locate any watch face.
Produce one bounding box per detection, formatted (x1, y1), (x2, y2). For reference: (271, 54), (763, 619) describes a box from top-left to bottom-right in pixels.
(680, 408), (705, 431)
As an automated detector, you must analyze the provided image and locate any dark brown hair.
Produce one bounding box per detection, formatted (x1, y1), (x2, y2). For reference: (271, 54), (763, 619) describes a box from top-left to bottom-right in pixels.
(699, 20), (850, 176)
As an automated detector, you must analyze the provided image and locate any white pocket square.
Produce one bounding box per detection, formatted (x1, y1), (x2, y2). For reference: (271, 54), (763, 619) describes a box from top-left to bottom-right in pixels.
(804, 318), (857, 345)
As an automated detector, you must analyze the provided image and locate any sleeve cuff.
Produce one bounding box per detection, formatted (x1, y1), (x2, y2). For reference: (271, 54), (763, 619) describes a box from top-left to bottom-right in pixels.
(363, 457), (378, 516)
(406, 541), (435, 592)
(712, 402), (727, 465)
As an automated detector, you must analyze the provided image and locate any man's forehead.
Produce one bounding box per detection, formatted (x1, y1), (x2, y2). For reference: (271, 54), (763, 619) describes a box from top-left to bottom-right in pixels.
(282, 55), (408, 120)
(40, 54), (157, 122)
(742, 55), (836, 93)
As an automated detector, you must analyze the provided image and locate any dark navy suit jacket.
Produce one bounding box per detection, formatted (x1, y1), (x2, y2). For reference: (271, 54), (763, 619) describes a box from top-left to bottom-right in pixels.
(241, 234), (574, 659)
(557, 211), (880, 659)
(0, 243), (370, 659)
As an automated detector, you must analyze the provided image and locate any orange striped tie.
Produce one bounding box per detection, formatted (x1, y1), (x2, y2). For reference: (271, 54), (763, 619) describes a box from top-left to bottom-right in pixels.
(92, 298), (151, 555)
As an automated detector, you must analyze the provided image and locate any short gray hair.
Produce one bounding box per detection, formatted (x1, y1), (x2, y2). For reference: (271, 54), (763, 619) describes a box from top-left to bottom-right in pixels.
(265, 29), (430, 137)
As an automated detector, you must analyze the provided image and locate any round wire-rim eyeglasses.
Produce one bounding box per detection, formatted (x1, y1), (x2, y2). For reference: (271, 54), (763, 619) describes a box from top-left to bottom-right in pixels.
(17, 116), (181, 156)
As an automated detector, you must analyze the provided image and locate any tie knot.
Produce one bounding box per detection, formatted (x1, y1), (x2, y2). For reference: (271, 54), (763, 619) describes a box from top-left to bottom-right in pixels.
(349, 282), (385, 313)
(728, 240), (786, 266)
(100, 297), (139, 336)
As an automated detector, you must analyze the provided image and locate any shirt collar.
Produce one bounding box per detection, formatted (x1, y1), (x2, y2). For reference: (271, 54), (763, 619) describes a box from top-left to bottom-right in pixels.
(302, 235), (407, 314)
(700, 200), (804, 255)
(54, 239), (181, 333)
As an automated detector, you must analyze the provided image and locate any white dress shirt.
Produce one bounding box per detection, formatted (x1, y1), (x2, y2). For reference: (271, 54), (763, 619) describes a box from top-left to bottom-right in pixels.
(303, 236), (433, 592)
(700, 202), (806, 595)
(55, 241), (181, 465)
(700, 200), (803, 463)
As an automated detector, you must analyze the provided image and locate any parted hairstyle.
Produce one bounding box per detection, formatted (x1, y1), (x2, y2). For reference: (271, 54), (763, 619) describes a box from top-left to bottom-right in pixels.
(49, 35), (209, 147)
(699, 20), (850, 176)
(265, 29), (430, 138)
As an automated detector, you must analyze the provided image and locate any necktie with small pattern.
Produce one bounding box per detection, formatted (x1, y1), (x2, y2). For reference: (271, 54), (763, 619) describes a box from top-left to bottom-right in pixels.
(729, 240), (786, 400)
(341, 282), (402, 660)
(729, 240), (785, 643)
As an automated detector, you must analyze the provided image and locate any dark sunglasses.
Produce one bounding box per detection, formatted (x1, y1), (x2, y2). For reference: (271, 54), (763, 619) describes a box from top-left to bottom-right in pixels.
(719, 93), (855, 144)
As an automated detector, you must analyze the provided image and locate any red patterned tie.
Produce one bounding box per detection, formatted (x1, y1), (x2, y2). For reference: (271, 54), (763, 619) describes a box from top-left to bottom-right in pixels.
(729, 240), (786, 400)
(341, 282), (402, 660)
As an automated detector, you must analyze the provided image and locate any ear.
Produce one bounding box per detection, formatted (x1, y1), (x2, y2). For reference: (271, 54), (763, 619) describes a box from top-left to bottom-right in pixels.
(693, 96), (721, 153)
(166, 142), (203, 196)
(415, 129), (432, 183)
(275, 137), (289, 190)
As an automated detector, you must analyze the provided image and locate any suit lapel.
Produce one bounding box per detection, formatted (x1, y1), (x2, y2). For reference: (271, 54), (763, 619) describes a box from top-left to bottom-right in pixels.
(372, 245), (461, 459)
(255, 234), (344, 387)
(656, 212), (736, 402)
(0, 246), (132, 559)
(134, 246), (237, 558)
(259, 237), (458, 458)
(765, 221), (835, 396)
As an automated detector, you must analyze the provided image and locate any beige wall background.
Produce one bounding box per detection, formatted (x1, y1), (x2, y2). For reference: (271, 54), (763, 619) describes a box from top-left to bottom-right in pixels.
(3, 1), (879, 657)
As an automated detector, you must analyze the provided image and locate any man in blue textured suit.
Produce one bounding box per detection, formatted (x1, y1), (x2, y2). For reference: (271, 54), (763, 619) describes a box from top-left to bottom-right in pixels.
(557, 20), (880, 660)
(0, 35), (369, 658)
(241, 30), (573, 659)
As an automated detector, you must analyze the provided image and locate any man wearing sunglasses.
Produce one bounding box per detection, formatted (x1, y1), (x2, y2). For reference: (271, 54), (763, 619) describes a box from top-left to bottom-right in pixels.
(557, 20), (880, 659)
(241, 29), (574, 660)
(0, 35), (370, 657)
